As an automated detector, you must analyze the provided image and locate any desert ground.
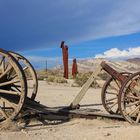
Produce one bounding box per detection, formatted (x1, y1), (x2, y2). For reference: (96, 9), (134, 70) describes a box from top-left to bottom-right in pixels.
(1, 81), (140, 140)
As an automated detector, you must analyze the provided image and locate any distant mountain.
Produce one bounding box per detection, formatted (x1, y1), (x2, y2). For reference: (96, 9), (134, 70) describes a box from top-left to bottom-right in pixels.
(52, 58), (140, 73)
(76, 58), (140, 73)
(127, 58), (140, 65)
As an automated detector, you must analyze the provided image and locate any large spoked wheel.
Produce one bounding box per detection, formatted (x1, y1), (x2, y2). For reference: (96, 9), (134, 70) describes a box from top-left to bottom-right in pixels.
(101, 72), (131, 114)
(0, 49), (27, 124)
(9, 51), (38, 100)
(118, 72), (140, 124)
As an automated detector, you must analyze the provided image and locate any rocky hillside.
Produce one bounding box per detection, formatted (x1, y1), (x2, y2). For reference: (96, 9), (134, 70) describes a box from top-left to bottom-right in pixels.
(127, 58), (140, 65)
(53, 58), (140, 73)
(77, 58), (140, 73)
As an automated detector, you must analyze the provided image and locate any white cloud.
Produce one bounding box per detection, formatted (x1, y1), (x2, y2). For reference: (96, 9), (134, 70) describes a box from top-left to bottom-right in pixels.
(95, 47), (140, 59)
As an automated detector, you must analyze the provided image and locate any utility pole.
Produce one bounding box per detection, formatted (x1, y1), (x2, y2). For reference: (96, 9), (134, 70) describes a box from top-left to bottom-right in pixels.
(45, 60), (47, 72)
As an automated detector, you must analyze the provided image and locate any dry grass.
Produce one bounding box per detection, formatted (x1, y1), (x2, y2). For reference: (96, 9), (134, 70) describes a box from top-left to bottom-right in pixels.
(74, 72), (100, 88)
(37, 69), (67, 83)
(36, 69), (108, 87)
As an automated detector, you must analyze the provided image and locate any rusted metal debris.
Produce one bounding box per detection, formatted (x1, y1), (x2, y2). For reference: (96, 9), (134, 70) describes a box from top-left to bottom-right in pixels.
(101, 61), (128, 84)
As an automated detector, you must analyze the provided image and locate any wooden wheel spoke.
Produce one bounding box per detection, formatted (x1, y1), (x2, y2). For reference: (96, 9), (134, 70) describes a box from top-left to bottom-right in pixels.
(126, 101), (140, 107)
(9, 74), (18, 81)
(0, 79), (20, 87)
(0, 108), (8, 119)
(114, 79), (121, 88)
(109, 101), (117, 109)
(11, 85), (21, 92)
(0, 65), (12, 79)
(0, 89), (20, 95)
(136, 113), (140, 123)
(137, 79), (140, 87)
(106, 91), (118, 95)
(2, 61), (6, 71)
(109, 84), (119, 92)
(1, 60), (5, 73)
(0, 56), (6, 73)
(126, 95), (140, 100)
(7, 67), (15, 78)
(106, 97), (117, 102)
(0, 56), (5, 66)
(12, 84), (21, 88)
(129, 88), (140, 96)
(128, 105), (140, 116)
(116, 108), (119, 114)
(0, 97), (18, 111)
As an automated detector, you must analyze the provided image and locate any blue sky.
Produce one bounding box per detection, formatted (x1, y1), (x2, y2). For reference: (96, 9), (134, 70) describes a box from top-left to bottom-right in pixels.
(1, 1), (140, 69)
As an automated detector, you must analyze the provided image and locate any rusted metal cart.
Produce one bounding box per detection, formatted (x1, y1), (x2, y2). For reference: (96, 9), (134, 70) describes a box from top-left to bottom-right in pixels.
(0, 49), (140, 127)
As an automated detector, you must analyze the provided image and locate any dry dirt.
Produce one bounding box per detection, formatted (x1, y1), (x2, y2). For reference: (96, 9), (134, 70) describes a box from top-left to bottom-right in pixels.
(1, 81), (140, 140)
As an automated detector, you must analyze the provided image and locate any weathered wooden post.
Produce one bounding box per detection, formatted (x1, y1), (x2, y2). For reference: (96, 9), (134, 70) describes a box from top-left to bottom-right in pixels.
(60, 41), (69, 79)
(72, 58), (78, 78)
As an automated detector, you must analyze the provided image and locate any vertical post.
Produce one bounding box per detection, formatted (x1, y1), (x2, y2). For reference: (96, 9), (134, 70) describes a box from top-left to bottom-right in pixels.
(45, 60), (48, 78)
(60, 41), (69, 79)
(72, 58), (78, 78)
(46, 60), (47, 73)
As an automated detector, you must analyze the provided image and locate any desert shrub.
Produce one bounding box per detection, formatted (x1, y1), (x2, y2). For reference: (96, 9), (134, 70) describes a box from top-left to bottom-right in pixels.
(75, 73), (99, 88)
(47, 75), (67, 83)
(36, 69), (47, 80)
(98, 72), (108, 80)
(47, 76), (55, 82)
(55, 77), (67, 83)
(37, 76), (45, 80)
